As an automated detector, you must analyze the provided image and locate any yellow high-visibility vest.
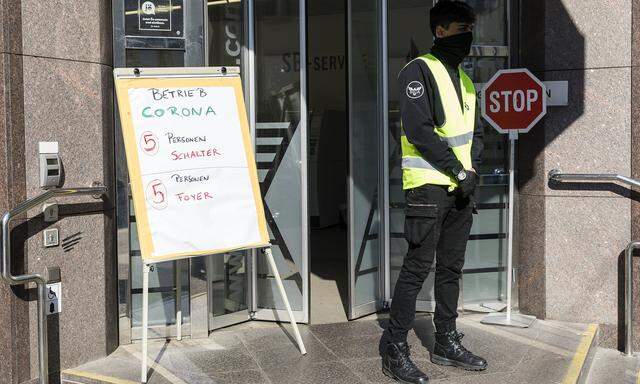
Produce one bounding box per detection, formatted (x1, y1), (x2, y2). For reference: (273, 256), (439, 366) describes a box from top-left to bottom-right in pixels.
(401, 53), (476, 190)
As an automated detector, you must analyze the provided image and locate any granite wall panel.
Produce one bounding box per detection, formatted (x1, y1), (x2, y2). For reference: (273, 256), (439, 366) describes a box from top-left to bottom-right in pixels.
(545, 0), (631, 71)
(628, 0), (640, 352)
(0, 0), (5, 54)
(543, 68), (631, 197)
(21, 56), (113, 206)
(26, 214), (109, 374)
(0, 51), (12, 384)
(3, 0), (24, 55)
(634, 0), (640, 67)
(517, 3), (635, 344)
(0, 56), (7, 211)
(2, 51), (32, 384)
(20, 0), (112, 65)
(516, 194), (546, 319)
(18, 54), (115, 377)
(545, 196), (630, 324)
(0, 0), (115, 381)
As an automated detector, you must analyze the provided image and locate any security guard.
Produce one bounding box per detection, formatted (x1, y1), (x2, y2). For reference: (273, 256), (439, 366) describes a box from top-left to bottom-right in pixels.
(380, 2), (487, 383)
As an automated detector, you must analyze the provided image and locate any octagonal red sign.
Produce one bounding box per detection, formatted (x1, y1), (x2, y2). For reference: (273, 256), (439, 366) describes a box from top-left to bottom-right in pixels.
(481, 69), (547, 134)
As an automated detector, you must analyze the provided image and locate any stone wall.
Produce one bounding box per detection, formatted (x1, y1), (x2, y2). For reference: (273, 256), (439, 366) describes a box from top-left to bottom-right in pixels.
(518, 0), (635, 350)
(0, 1), (117, 382)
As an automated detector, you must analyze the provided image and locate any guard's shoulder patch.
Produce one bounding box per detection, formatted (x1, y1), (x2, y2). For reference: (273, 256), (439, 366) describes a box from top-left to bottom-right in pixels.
(406, 81), (425, 99)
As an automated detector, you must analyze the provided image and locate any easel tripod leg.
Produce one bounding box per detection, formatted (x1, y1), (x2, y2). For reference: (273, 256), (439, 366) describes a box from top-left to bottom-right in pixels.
(141, 263), (150, 383)
(264, 248), (307, 355)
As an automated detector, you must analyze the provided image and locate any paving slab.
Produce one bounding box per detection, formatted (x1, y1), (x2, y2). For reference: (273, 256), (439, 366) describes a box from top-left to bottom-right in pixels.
(585, 347), (640, 384)
(60, 313), (600, 384)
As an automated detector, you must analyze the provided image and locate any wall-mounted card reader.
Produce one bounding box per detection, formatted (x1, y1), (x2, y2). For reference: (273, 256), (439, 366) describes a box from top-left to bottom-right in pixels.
(38, 142), (62, 189)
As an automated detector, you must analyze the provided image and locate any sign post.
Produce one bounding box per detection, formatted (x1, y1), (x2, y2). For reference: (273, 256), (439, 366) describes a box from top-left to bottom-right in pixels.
(480, 69), (547, 328)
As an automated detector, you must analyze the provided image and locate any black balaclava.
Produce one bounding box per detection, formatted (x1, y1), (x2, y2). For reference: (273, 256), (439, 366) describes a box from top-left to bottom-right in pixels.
(431, 31), (473, 68)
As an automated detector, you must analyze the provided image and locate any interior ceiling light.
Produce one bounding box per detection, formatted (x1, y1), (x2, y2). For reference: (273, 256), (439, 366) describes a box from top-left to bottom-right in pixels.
(125, 5), (182, 16)
(208, 0), (241, 6)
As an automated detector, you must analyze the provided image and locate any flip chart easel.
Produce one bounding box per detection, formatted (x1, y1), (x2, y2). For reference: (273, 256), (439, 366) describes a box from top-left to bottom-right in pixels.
(113, 67), (306, 384)
(140, 246), (305, 383)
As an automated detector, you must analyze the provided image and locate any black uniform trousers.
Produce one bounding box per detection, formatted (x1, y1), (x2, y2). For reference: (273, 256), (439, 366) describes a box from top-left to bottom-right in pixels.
(384, 183), (473, 343)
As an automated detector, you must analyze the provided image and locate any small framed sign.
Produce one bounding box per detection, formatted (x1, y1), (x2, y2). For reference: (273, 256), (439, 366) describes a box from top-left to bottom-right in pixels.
(125, 0), (183, 38)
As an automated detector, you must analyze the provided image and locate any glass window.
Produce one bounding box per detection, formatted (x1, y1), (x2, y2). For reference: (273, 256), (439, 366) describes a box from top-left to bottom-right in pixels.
(209, 252), (248, 317)
(125, 49), (184, 67)
(254, 0), (305, 313)
(466, 0), (508, 46)
(206, 0), (250, 327)
(349, 0), (383, 313)
(208, 0), (244, 68)
(126, 48), (186, 331)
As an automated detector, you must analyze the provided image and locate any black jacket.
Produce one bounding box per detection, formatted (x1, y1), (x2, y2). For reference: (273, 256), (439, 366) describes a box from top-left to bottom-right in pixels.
(398, 52), (484, 177)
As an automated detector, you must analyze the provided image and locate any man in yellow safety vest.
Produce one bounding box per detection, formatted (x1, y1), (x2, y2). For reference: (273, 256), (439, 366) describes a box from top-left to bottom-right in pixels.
(380, 2), (487, 383)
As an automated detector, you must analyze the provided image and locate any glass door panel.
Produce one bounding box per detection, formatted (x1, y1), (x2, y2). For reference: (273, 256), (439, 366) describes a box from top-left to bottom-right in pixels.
(347, 0), (384, 319)
(206, 0), (252, 331)
(207, 251), (249, 329)
(125, 50), (190, 340)
(387, 0), (435, 311)
(460, 0), (510, 308)
(253, 0), (308, 322)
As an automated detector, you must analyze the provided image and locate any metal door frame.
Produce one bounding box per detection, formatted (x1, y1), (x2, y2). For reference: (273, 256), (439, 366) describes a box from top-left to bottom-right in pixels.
(346, 0), (388, 320)
(382, 0), (518, 311)
(115, 0), (311, 341)
(250, 0), (310, 324)
(113, 0), (206, 343)
(203, 0), (255, 332)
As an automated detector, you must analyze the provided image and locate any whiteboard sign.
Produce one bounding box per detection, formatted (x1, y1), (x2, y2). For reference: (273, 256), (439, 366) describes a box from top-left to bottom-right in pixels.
(114, 68), (269, 263)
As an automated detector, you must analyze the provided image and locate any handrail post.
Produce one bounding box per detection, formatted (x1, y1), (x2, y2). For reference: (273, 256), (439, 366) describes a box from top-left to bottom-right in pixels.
(2, 211), (49, 384)
(36, 282), (49, 383)
(625, 241), (640, 356)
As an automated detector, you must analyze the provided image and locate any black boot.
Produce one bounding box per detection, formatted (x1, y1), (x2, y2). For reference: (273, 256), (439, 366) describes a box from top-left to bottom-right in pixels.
(431, 330), (488, 371)
(382, 342), (430, 384)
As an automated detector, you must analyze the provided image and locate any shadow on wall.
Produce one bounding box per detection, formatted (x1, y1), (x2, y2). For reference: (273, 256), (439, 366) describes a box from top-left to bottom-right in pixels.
(516, 0), (583, 320)
(519, 0), (636, 352)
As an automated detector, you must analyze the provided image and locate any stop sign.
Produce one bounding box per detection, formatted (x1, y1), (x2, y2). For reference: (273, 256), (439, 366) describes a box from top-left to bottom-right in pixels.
(481, 69), (547, 134)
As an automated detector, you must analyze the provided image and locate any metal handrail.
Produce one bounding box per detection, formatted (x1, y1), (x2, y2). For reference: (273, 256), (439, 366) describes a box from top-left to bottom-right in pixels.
(549, 170), (639, 355)
(548, 169), (640, 188)
(1, 186), (107, 384)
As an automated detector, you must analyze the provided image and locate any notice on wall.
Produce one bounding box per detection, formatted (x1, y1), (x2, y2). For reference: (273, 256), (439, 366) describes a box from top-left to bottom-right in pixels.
(114, 69), (269, 263)
(124, 0), (183, 38)
(139, 0), (171, 31)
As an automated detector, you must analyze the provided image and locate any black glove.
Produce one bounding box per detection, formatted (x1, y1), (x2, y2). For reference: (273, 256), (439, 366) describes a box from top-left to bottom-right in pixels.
(457, 170), (478, 199)
(469, 193), (479, 214)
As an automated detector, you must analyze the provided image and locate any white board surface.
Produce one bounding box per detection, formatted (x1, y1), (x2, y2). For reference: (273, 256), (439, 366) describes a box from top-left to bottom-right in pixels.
(114, 70), (269, 262)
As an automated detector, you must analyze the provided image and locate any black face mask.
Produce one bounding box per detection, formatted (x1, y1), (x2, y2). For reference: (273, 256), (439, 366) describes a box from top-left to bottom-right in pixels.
(432, 31), (473, 67)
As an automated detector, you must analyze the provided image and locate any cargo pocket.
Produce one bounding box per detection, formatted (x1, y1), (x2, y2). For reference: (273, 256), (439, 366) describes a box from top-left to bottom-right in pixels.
(404, 203), (438, 246)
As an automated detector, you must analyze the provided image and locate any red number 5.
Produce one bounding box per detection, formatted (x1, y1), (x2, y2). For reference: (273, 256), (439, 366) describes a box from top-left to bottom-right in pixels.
(151, 182), (164, 203)
(146, 180), (167, 210)
(140, 131), (159, 155)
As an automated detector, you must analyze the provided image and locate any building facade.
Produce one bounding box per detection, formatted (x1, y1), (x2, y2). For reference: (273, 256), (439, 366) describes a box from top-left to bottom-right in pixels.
(0, 0), (637, 382)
